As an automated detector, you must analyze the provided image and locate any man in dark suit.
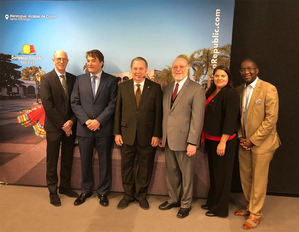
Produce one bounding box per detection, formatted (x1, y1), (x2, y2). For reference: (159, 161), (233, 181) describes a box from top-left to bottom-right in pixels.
(158, 55), (205, 218)
(114, 57), (162, 209)
(40, 50), (78, 207)
(71, 49), (118, 207)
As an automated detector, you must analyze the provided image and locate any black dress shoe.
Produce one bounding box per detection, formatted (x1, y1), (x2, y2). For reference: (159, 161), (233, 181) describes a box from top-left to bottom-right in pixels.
(201, 204), (209, 210)
(139, 199), (149, 210)
(74, 192), (92, 206)
(158, 201), (180, 210)
(117, 197), (134, 209)
(59, 188), (79, 198)
(177, 207), (191, 218)
(50, 193), (61, 207)
(205, 210), (216, 217)
(98, 194), (109, 207)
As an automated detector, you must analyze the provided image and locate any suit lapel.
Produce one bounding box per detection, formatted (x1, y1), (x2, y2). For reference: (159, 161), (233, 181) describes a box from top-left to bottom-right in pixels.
(82, 74), (94, 100)
(171, 78), (190, 111)
(247, 79), (261, 118)
(125, 80), (136, 110)
(166, 82), (174, 110)
(139, 78), (150, 107)
(51, 70), (66, 98)
(94, 72), (106, 101)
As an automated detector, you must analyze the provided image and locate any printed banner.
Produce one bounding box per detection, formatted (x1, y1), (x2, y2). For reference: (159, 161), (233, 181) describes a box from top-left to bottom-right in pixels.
(0, 0), (235, 192)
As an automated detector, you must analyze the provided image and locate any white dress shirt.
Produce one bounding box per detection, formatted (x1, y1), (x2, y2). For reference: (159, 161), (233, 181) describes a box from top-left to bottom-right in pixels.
(90, 71), (102, 95)
(134, 79), (145, 95)
(173, 76), (188, 95)
(55, 68), (66, 85)
(243, 77), (259, 112)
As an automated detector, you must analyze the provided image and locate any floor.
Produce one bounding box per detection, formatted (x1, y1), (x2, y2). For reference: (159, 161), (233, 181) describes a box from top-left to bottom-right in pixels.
(0, 185), (298, 232)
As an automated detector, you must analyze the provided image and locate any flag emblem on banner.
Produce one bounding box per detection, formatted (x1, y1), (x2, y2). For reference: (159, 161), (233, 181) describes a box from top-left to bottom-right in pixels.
(19, 44), (36, 55)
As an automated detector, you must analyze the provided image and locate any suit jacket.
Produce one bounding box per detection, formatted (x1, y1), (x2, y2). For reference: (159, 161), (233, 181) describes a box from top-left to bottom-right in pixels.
(162, 78), (206, 151)
(71, 71), (118, 137)
(40, 69), (76, 132)
(204, 87), (240, 137)
(114, 78), (162, 146)
(237, 78), (281, 152)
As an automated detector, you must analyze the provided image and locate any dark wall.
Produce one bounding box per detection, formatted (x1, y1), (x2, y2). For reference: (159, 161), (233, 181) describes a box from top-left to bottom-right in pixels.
(230, 0), (299, 195)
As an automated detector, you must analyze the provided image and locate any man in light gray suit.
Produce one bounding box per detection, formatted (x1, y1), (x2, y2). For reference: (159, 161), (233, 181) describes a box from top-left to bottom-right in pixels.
(158, 55), (205, 218)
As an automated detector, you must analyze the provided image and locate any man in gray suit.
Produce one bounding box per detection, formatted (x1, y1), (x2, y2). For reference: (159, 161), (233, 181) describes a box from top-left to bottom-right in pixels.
(158, 55), (205, 218)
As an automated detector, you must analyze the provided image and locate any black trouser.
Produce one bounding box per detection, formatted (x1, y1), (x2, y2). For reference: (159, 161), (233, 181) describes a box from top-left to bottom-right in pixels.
(77, 135), (113, 195)
(121, 139), (156, 201)
(205, 137), (238, 217)
(46, 131), (75, 194)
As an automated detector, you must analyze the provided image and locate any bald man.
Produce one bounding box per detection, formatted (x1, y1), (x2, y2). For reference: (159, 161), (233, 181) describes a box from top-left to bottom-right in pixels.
(40, 50), (78, 206)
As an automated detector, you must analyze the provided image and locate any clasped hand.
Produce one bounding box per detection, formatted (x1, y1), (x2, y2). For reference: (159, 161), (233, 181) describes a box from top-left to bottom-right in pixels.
(240, 138), (253, 151)
(61, 120), (73, 137)
(86, 119), (100, 131)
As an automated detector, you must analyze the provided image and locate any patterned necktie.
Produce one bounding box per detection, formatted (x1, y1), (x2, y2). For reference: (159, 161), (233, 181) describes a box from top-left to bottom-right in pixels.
(136, 84), (141, 107)
(172, 83), (179, 101)
(60, 75), (67, 95)
(91, 76), (97, 97)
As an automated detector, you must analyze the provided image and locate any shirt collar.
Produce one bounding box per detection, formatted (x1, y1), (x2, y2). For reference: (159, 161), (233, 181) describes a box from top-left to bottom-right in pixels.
(55, 68), (66, 77)
(90, 71), (102, 79)
(134, 79), (145, 87)
(245, 77), (259, 89)
(175, 76), (188, 87)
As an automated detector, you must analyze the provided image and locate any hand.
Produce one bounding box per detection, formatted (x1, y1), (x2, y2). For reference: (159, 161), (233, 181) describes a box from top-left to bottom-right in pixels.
(86, 119), (100, 131)
(62, 120), (73, 131)
(65, 129), (72, 137)
(115, 134), (123, 146)
(158, 140), (164, 148)
(216, 141), (226, 156)
(62, 120), (73, 135)
(186, 144), (197, 157)
(240, 138), (253, 150)
(151, 137), (160, 147)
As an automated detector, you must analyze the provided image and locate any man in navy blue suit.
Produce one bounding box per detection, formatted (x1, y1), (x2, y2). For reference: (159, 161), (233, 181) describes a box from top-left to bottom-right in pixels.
(71, 49), (118, 207)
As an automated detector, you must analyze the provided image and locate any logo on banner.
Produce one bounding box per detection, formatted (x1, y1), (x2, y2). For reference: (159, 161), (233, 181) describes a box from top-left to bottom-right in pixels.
(18, 44), (36, 55)
(12, 44), (43, 65)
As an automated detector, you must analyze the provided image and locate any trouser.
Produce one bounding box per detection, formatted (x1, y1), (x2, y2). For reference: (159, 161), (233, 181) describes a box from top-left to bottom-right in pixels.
(78, 135), (113, 195)
(165, 145), (195, 208)
(238, 146), (274, 218)
(121, 140), (156, 201)
(46, 131), (75, 194)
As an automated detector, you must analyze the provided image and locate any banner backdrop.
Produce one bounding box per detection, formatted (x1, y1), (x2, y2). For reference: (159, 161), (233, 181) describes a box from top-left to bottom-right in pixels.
(0, 0), (235, 196)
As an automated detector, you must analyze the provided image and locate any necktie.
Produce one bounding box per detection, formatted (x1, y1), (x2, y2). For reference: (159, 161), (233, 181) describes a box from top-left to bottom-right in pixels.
(60, 75), (67, 95)
(172, 83), (179, 101)
(91, 76), (97, 97)
(136, 84), (141, 107)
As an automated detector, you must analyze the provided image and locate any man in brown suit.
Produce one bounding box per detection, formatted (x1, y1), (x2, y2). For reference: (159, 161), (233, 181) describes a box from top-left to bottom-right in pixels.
(236, 58), (280, 229)
(114, 57), (162, 210)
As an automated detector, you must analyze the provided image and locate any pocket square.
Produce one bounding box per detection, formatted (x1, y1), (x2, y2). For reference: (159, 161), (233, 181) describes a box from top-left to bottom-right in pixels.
(256, 99), (262, 104)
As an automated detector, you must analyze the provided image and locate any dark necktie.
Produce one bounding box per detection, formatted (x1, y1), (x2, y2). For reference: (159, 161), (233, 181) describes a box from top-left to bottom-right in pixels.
(172, 83), (179, 101)
(91, 76), (97, 97)
(136, 84), (141, 107)
(60, 75), (67, 95)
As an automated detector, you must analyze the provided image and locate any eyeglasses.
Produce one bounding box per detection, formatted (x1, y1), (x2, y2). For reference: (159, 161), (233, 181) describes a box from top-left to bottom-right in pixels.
(55, 58), (68, 62)
(240, 67), (257, 73)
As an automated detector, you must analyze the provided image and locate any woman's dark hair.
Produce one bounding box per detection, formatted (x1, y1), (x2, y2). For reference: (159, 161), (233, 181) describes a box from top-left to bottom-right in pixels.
(206, 65), (232, 97)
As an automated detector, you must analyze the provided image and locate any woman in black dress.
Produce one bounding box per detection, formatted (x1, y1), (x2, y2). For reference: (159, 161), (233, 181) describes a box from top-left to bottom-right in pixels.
(201, 66), (240, 217)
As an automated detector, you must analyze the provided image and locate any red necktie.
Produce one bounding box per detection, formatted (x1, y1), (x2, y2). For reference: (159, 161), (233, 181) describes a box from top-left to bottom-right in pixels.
(172, 83), (179, 101)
